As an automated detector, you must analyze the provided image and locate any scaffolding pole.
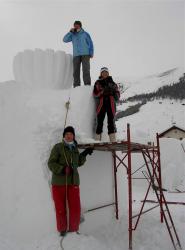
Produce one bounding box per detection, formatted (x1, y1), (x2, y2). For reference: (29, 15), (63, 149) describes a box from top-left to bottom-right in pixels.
(127, 124), (133, 250)
(113, 151), (119, 220)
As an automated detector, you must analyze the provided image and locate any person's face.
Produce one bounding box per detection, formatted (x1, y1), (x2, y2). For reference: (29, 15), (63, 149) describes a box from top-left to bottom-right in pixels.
(74, 24), (81, 31)
(101, 71), (109, 79)
(64, 132), (74, 142)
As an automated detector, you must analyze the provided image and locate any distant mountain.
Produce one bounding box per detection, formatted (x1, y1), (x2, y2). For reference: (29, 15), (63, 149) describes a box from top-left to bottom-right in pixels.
(126, 73), (185, 102)
(157, 68), (178, 78)
(118, 68), (183, 99)
(116, 70), (185, 123)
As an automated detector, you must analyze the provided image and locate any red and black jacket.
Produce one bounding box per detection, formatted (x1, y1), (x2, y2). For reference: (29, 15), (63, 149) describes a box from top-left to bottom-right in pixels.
(93, 76), (120, 115)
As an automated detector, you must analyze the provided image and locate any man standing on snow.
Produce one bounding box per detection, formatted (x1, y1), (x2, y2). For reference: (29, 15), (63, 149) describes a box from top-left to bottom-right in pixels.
(63, 21), (94, 87)
(93, 67), (120, 142)
(48, 126), (93, 236)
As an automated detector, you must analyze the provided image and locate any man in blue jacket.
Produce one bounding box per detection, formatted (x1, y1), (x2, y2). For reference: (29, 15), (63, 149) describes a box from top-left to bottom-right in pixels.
(63, 21), (94, 87)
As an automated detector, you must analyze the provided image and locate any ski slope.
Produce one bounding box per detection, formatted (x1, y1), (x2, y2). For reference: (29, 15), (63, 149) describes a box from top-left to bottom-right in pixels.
(119, 67), (183, 99)
(0, 50), (184, 250)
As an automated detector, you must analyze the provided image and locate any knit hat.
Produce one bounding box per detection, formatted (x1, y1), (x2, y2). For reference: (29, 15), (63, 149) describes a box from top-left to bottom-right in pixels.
(63, 126), (75, 138)
(100, 67), (109, 74)
(74, 20), (82, 27)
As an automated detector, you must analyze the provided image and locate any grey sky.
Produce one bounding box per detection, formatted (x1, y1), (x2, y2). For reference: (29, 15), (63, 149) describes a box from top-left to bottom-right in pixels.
(0, 0), (184, 81)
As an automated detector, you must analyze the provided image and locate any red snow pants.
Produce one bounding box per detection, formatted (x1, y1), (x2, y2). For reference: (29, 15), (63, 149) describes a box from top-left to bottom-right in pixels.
(52, 185), (81, 232)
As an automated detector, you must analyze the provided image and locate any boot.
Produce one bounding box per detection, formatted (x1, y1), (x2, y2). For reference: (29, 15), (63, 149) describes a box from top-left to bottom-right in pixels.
(60, 231), (67, 237)
(95, 134), (101, 141)
(109, 133), (116, 142)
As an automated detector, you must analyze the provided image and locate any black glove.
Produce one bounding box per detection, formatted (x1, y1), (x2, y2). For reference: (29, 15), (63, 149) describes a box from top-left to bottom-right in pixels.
(70, 28), (77, 33)
(103, 87), (114, 96)
(81, 147), (94, 157)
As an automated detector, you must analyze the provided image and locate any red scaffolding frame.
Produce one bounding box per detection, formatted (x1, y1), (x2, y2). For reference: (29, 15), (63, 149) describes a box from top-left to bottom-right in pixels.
(78, 124), (182, 250)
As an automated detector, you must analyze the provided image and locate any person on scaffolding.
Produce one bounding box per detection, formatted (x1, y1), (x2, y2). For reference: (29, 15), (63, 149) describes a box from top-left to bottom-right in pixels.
(63, 20), (94, 87)
(93, 67), (120, 142)
(48, 126), (93, 236)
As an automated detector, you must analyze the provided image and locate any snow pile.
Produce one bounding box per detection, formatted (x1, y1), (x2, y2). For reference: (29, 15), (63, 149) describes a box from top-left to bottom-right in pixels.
(0, 81), (116, 249)
(0, 82), (56, 246)
(13, 49), (73, 89)
(160, 138), (185, 191)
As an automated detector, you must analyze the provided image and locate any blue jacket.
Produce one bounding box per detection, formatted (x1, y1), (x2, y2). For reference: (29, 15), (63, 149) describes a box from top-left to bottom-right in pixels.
(63, 28), (94, 57)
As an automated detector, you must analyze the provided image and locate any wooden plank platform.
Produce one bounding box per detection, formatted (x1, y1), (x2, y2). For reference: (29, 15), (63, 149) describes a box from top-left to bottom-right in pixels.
(78, 140), (157, 153)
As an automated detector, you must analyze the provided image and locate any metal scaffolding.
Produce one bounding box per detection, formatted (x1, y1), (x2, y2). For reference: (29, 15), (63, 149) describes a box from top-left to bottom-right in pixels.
(78, 124), (182, 250)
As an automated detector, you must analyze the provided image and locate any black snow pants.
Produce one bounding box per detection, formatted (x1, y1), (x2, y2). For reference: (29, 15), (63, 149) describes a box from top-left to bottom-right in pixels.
(96, 97), (116, 135)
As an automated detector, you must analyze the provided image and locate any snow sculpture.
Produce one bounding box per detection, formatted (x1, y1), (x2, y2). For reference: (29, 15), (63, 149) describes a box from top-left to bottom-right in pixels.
(13, 49), (73, 89)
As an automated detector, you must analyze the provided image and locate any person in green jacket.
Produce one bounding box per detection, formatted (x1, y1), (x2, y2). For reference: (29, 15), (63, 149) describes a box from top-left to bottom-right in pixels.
(48, 126), (93, 236)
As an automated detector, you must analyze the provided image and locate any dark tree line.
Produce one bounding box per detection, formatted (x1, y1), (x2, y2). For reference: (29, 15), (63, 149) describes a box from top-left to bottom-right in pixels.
(124, 74), (185, 103)
(115, 101), (146, 120)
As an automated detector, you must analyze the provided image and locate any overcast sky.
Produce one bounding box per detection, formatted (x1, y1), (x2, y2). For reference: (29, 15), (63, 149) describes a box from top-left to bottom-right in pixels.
(0, 0), (184, 81)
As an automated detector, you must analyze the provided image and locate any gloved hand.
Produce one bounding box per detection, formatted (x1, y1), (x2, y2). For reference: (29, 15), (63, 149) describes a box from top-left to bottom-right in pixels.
(70, 28), (77, 33)
(103, 87), (114, 96)
(64, 166), (72, 175)
(81, 147), (94, 157)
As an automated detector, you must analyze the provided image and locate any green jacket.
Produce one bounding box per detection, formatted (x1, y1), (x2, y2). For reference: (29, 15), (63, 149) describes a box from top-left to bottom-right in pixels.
(48, 141), (86, 186)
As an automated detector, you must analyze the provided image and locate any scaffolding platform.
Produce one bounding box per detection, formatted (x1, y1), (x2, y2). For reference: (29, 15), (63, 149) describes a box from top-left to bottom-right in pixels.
(78, 124), (182, 250)
(78, 140), (156, 153)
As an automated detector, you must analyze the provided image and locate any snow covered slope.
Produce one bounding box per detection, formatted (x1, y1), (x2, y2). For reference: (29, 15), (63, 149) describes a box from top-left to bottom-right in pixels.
(117, 99), (185, 143)
(119, 68), (183, 98)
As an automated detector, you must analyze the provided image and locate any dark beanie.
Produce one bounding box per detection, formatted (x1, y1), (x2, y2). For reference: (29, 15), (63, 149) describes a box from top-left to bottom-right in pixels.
(74, 20), (82, 27)
(63, 126), (75, 138)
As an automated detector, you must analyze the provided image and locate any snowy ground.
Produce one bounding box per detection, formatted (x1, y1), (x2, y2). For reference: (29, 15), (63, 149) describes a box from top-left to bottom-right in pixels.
(0, 195), (184, 250)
